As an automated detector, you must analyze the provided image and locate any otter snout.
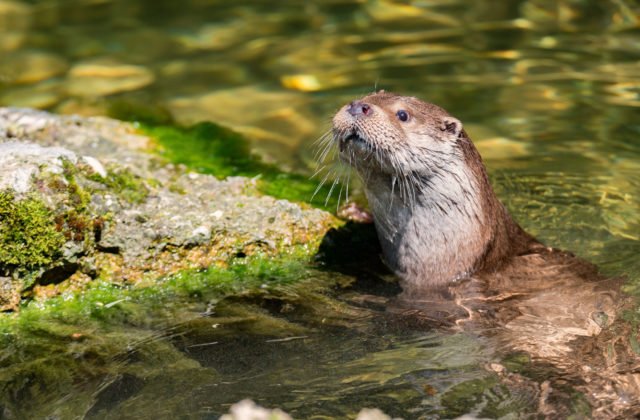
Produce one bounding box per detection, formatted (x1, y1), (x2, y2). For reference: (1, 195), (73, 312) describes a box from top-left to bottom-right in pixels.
(347, 101), (372, 117)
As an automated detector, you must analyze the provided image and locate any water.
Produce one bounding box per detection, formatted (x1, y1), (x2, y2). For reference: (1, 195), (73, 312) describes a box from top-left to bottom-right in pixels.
(1, 0), (639, 417)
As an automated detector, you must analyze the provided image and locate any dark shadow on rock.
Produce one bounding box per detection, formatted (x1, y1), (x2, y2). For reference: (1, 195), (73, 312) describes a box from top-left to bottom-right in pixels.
(38, 261), (81, 285)
(314, 221), (400, 297)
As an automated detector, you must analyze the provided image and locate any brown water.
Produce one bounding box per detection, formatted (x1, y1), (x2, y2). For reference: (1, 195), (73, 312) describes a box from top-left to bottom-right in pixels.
(1, 0), (639, 418)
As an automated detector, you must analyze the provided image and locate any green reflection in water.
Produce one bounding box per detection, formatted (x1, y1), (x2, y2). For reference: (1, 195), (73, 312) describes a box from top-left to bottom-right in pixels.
(0, 250), (508, 418)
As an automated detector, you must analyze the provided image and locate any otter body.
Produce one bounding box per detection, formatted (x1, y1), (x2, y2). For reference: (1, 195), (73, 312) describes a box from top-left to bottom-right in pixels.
(332, 91), (536, 293)
(330, 91), (635, 416)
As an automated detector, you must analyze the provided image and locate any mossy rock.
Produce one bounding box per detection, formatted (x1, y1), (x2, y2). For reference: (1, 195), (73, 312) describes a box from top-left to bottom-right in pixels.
(0, 107), (340, 312)
(0, 191), (65, 270)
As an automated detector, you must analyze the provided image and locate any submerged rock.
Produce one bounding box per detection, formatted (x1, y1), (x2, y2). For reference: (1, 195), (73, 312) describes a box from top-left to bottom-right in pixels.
(220, 400), (397, 420)
(0, 0), (31, 52)
(0, 107), (336, 310)
(66, 59), (155, 97)
(0, 79), (64, 109)
(1, 50), (68, 84)
(165, 86), (316, 151)
(220, 400), (292, 420)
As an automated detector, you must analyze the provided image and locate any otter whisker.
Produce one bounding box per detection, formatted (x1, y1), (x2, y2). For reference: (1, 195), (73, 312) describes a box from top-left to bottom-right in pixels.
(312, 130), (334, 161)
(317, 138), (336, 163)
(345, 169), (351, 204)
(309, 165), (327, 180)
(325, 177), (340, 206)
(311, 171), (332, 202)
(337, 178), (345, 212)
(390, 176), (397, 210)
(312, 128), (333, 147)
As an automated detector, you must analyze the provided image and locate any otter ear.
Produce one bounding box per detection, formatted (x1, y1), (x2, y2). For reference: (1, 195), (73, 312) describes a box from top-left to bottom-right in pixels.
(440, 117), (462, 138)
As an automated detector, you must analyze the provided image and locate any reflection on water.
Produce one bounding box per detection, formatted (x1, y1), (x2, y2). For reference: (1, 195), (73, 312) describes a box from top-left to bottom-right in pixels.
(1, 0), (640, 417)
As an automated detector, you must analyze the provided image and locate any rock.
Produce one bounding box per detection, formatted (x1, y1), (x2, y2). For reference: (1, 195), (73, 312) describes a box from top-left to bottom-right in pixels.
(498, 84), (572, 114)
(355, 408), (395, 420)
(0, 107), (152, 158)
(0, 276), (20, 311)
(174, 21), (251, 51)
(280, 74), (323, 92)
(95, 174), (330, 267)
(0, 80), (64, 109)
(465, 123), (530, 163)
(159, 57), (250, 86)
(0, 107), (336, 305)
(54, 97), (110, 118)
(0, 0), (30, 19)
(219, 400), (292, 420)
(0, 142), (77, 194)
(219, 400), (397, 420)
(363, 0), (460, 26)
(66, 59), (155, 97)
(1, 50), (68, 84)
(110, 26), (180, 62)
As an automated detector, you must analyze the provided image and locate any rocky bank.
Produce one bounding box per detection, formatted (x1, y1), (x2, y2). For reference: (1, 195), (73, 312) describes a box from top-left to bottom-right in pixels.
(0, 107), (336, 311)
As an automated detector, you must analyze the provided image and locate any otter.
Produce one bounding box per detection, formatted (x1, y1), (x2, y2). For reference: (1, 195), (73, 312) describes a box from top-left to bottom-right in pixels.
(332, 90), (543, 293)
(328, 91), (639, 417)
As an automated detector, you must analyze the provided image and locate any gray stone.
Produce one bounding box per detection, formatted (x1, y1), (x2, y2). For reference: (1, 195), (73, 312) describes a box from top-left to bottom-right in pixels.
(0, 141), (77, 193)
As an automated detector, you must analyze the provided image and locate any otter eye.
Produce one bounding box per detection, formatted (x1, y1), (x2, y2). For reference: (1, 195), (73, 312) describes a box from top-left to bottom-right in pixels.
(396, 110), (409, 122)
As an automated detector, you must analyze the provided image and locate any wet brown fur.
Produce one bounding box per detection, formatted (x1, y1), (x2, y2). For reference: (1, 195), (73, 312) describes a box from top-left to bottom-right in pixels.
(455, 130), (539, 273)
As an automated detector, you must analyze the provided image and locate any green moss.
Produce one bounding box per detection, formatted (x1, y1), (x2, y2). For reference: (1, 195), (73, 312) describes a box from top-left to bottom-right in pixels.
(0, 247), (314, 329)
(42, 164), (105, 247)
(0, 191), (66, 269)
(62, 159), (92, 212)
(87, 167), (149, 204)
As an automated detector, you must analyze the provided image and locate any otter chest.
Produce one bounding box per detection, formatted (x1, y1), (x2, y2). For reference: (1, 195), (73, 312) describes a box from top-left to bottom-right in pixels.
(364, 179), (487, 289)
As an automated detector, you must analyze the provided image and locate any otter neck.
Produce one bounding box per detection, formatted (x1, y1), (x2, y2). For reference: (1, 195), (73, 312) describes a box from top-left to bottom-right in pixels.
(361, 135), (536, 292)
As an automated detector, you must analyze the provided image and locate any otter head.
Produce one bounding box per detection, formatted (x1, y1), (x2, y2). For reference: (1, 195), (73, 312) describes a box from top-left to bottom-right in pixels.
(332, 91), (464, 178)
(330, 91), (536, 292)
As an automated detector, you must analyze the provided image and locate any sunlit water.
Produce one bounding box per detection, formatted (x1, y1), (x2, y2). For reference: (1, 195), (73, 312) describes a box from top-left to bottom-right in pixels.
(1, 0), (639, 417)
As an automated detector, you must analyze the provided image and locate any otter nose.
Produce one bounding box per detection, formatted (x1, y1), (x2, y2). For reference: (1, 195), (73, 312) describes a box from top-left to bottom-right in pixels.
(347, 101), (371, 117)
